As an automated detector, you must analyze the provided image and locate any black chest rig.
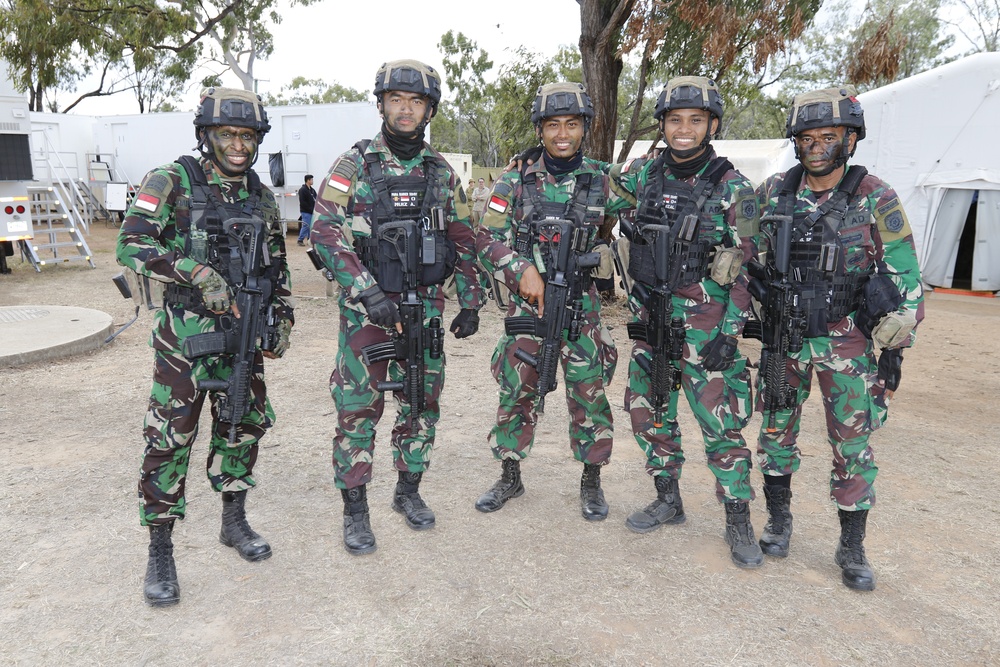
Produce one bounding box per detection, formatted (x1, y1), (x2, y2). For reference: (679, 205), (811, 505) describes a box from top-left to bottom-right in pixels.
(513, 168), (604, 282)
(352, 140), (456, 293)
(167, 156), (275, 312)
(776, 164), (872, 336)
(628, 155), (732, 290)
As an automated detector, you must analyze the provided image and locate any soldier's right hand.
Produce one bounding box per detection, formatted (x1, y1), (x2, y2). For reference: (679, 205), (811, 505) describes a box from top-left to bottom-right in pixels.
(190, 264), (231, 314)
(518, 265), (546, 318)
(358, 285), (402, 332)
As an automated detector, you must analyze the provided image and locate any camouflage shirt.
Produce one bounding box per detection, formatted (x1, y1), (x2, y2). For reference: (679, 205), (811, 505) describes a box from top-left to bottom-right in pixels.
(115, 157), (293, 350)
(477, 155), (622, 298)
(609, 150), (760, 337)
(756, 167), (925, 345)
(311, 133), (483, 310)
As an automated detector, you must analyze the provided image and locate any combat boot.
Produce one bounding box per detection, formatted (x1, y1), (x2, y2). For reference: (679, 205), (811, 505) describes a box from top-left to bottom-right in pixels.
(580, 463), (609, 521)
(475, 458), (524, 513)
(835, 508), (876, 591)
(625, 475), (685, 533)
(144, 522), (180, 607)
(759, 485), (793, 557)
(391, 471), (436, 530)
(724, 500), (764, 568)
(220, 490), (273, 562)
(342, 485), (376, 555)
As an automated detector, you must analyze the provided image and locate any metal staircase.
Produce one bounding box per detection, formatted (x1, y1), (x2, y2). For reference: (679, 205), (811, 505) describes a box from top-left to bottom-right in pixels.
(25, 185), (94, 267)
(29, 129), (96, 268)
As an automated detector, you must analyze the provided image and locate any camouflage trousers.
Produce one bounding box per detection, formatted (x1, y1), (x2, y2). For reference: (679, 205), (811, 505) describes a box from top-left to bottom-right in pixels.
(139, 346), (273, 526)
(623, 296), (754, 502)
(330, 294), (447, 489)
(756, 326), (885, 511)
(488, 292), (617, 464)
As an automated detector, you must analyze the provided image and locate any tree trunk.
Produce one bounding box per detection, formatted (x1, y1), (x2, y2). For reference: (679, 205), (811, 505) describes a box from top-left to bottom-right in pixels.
(578, 0), (634, 164)
(579, 0), (636, 301)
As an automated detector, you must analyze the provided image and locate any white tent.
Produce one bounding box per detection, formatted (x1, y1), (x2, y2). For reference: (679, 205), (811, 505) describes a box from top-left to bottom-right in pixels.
(855, 53), (1000, 291)
(613, 138), (796, 187)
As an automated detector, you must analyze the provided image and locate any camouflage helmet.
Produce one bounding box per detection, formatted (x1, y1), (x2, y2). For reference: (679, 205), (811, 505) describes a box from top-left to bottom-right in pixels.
(530, 82), (595, 125)
(785, 86), (866, 140)
(654, 76), (724, 122)
(374, 59), (442, 110)
(193, 87), (271, 137)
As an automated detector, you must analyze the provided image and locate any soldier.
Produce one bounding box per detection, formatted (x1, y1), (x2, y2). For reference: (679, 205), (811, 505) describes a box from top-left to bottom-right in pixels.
(611, 77), (763, 568)
(474, 82), (621, 521)
(311, 60), (483, 555)
(751, 87), (924, 590)
(116, 88), (294, 606)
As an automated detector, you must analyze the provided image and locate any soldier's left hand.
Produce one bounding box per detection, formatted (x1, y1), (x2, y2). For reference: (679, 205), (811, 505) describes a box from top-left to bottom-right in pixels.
(450, 308), (480, 339)
(264, 318), (293, 359)
(877, 348), (903, 393)
(700, 333), (739, 372)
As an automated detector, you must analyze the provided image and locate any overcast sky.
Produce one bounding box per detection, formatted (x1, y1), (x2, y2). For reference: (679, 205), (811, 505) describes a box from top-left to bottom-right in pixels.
(65, 0), (583, 116)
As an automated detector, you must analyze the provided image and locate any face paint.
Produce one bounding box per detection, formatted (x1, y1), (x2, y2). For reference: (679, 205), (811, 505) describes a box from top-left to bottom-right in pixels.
(206, 126), (258, 176)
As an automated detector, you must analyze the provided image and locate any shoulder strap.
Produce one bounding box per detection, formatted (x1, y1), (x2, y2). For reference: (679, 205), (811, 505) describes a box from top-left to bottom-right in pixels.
(778, 164), (805, 219)
(691, 156), (734, 210)
(567, 172), (593, 226)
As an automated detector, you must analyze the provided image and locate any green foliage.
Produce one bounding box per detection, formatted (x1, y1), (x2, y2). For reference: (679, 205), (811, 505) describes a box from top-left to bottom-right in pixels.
(261, 77), (367, 106)
(435, 32), (562, 166)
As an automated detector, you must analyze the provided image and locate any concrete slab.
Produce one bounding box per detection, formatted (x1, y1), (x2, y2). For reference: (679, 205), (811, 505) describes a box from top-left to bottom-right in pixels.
(0, 306), (113, 367)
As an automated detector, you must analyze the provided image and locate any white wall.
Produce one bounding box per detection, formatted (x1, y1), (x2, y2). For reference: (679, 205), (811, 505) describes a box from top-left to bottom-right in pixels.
(31, 101), (383, 220)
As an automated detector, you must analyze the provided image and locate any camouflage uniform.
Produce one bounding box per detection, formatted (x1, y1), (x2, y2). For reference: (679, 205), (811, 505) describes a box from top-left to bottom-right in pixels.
(116, 158), (292, 526)
(477, 156), (620, 464)
(612, 150), (759, 502)
(754, 169), (925, 510)
(311, 134), (483, 489)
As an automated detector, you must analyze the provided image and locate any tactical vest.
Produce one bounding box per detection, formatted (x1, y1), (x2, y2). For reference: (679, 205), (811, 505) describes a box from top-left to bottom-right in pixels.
(776, 163), (871, 337)
(165, 156), (273, 312)
(628, 155), (733, 290)
(351, 139), (456, 293)
(513, 167), (605, 280)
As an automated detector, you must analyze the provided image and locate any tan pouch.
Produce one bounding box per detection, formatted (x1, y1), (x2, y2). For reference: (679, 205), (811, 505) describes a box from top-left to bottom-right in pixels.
(872, 310), (917, 349)
(709, 245), (743, 286)
(593, 243), (615, 280)
(612, 236), (633, 295)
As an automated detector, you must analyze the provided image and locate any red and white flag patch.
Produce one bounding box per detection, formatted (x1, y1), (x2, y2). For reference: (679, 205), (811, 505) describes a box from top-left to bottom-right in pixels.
(135, 193), (160, 213)
(488, 195), (508, 214)
(328, 174), (351, 193)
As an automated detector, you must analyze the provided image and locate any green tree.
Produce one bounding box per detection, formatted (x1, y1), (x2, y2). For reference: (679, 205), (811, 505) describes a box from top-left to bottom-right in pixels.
(261, 77), (367, 106)
(435, 31), (556, 167)
(0, 0), (239, 111)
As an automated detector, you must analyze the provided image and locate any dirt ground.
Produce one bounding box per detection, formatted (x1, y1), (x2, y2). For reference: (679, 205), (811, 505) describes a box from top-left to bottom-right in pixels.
(1, 223), (998, 666)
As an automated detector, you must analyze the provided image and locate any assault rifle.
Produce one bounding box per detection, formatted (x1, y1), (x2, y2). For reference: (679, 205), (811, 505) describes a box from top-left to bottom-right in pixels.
(359, 220), (443, 427)
(504, 218), (600, 413)
(181, 217), (279, 443)
(625, 224), (685, 428)
(746, 215), (806, 432)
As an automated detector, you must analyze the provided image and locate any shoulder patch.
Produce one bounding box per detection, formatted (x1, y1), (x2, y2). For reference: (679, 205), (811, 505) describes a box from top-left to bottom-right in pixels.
(877, 197), (901, 216)
(884, 210), (904, 232)
(326, 154), (358, 194)
(132, 171), (174, 216)
(458, 186), (468, 204)
(492, 180), (514, 199)
(737, 187), (754, 199)
(487, 192), (509, 214)
(741, 198), (758, 220)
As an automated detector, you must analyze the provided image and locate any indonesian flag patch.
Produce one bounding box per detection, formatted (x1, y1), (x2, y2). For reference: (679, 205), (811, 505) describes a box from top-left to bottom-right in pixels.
(135, 193), (160, 213)
(488, 195), (508, 214)
(328, 173), (351, 193)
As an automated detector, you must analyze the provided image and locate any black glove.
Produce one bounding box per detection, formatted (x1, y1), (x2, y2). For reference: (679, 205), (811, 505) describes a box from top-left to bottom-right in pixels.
(511, 145), (543, 171)
(877, 348), (903, 392)
(358, 286), (400, 329)
(700, 333), (739, 372)
(450, 308), (480, 339)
